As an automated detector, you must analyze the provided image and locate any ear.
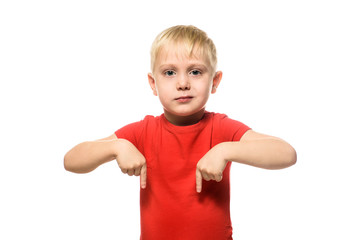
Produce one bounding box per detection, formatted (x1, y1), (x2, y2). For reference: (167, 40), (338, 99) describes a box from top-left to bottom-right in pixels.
(148, 73), (158, 96)
(211, 71), (223, 94)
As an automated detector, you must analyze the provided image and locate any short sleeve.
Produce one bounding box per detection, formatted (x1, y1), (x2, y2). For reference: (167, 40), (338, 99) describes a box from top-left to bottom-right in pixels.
(114, 120), (145, 148)
(232, 121), (251, 141)
(213, 113), (251, 142)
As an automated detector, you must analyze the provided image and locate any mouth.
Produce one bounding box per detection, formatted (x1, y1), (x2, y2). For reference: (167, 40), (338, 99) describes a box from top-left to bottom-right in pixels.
(175, 96), (194, 103)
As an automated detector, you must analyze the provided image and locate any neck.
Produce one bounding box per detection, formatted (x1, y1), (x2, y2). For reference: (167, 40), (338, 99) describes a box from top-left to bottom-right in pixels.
(164, 109), (205, 126)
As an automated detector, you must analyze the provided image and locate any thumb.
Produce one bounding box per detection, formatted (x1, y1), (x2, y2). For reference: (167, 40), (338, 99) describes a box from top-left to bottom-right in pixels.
(196, 168), (202, 193)
(140, 163), (147, 189)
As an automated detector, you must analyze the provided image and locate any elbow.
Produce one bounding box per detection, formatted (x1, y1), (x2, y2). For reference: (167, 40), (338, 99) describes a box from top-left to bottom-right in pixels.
(268, 144), (297, 170)
(281, 145), (297, 169)
(287, 146), (297, 167)
(63, 152), (74, 172)
(63, 152), (88, 174)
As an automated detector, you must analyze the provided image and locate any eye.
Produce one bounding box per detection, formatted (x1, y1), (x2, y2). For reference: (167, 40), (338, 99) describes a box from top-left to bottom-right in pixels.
(190, 70), (201, 76)
(164, 70), (176, 76)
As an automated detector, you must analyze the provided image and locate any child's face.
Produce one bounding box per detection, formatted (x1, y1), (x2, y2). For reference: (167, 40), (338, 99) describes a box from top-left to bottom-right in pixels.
(148, 43), (222, 124)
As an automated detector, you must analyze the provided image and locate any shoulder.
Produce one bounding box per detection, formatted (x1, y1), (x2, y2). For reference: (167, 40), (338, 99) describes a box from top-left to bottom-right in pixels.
(203, 111), (227, 124)
(114, 115), (160, 138)
(142, 114), (163, 127)
(208, 112), (246, 126)
(123, 114), (161, 127)
(211, 112), (229, 120)
(206, 111), (227, 119)
(208, 112), (251, 141)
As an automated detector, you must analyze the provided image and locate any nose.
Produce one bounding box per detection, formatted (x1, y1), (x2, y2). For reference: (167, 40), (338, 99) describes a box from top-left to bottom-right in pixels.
(176, 74), (190, 91)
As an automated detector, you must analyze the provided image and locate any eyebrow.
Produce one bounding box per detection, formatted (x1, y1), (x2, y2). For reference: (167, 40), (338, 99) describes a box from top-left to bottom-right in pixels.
(158, 64), (177, 70)
(158, 63), (208, 71)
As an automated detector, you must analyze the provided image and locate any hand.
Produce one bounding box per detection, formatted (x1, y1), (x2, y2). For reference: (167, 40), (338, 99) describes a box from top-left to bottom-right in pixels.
(196, 144), (227, 193)
(115, 139), (147, 189)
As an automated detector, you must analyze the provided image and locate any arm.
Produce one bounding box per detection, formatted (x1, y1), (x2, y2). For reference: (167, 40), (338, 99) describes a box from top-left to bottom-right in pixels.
(64, 134), (147, 188)
(223, 130), (297, 169)
(64, 134), (119, 173)
(196, 130), (296, 192)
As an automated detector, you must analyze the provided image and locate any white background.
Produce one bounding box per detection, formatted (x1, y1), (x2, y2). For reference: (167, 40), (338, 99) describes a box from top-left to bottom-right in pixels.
(1, 0), (359, 239)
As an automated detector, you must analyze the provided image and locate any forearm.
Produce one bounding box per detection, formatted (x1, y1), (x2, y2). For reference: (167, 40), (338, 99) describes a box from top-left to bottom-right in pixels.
(220, 137), (297, 170)
(64, 139), (122, 173)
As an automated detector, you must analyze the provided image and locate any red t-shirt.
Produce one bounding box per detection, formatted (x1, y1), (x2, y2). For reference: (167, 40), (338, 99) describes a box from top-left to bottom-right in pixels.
(115, 112), (250, 240)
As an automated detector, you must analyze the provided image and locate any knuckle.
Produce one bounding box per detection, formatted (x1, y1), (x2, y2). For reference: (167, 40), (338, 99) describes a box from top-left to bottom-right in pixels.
(199, 166), (207, 172)
(204, 169), (212, 175)
(121, 166), (128, 171)
(134, 161), (144, 169)
(130, 164), (138, 169)
(130, 163), (140, 169)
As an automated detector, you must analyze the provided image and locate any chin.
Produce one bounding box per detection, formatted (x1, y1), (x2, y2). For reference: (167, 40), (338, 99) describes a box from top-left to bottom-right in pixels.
(170, 108), (205, 117)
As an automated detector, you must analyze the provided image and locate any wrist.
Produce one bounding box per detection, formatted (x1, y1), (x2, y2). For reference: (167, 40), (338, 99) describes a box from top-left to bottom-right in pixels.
(109, 138), (125, 160)
(217, 141), (238, 163)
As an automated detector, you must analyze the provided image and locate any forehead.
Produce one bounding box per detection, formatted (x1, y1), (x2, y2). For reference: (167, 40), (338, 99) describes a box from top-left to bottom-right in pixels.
(155, 42), (210, 68)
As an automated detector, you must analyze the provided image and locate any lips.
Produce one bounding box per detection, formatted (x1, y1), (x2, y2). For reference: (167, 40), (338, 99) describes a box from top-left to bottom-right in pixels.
(175, 96), (193, 102)
(175, 96), (193, 100)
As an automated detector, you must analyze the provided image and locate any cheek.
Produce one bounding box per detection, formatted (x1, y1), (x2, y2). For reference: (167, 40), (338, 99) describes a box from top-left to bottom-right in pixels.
(156, 84), (172, 101)
(195, 81), (212, 95)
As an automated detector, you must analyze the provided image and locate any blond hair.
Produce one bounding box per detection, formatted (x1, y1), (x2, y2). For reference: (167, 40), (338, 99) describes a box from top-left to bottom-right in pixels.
(150, 25), (217, 74)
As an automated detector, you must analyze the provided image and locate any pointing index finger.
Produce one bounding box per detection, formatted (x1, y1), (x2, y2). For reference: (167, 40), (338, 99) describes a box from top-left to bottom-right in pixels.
(140, 163), (147, 189)
(196, 168), (202, 193)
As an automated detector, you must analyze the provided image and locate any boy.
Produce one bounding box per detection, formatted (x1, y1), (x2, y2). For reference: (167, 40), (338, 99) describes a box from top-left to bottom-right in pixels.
(64, 25), (296, 240)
